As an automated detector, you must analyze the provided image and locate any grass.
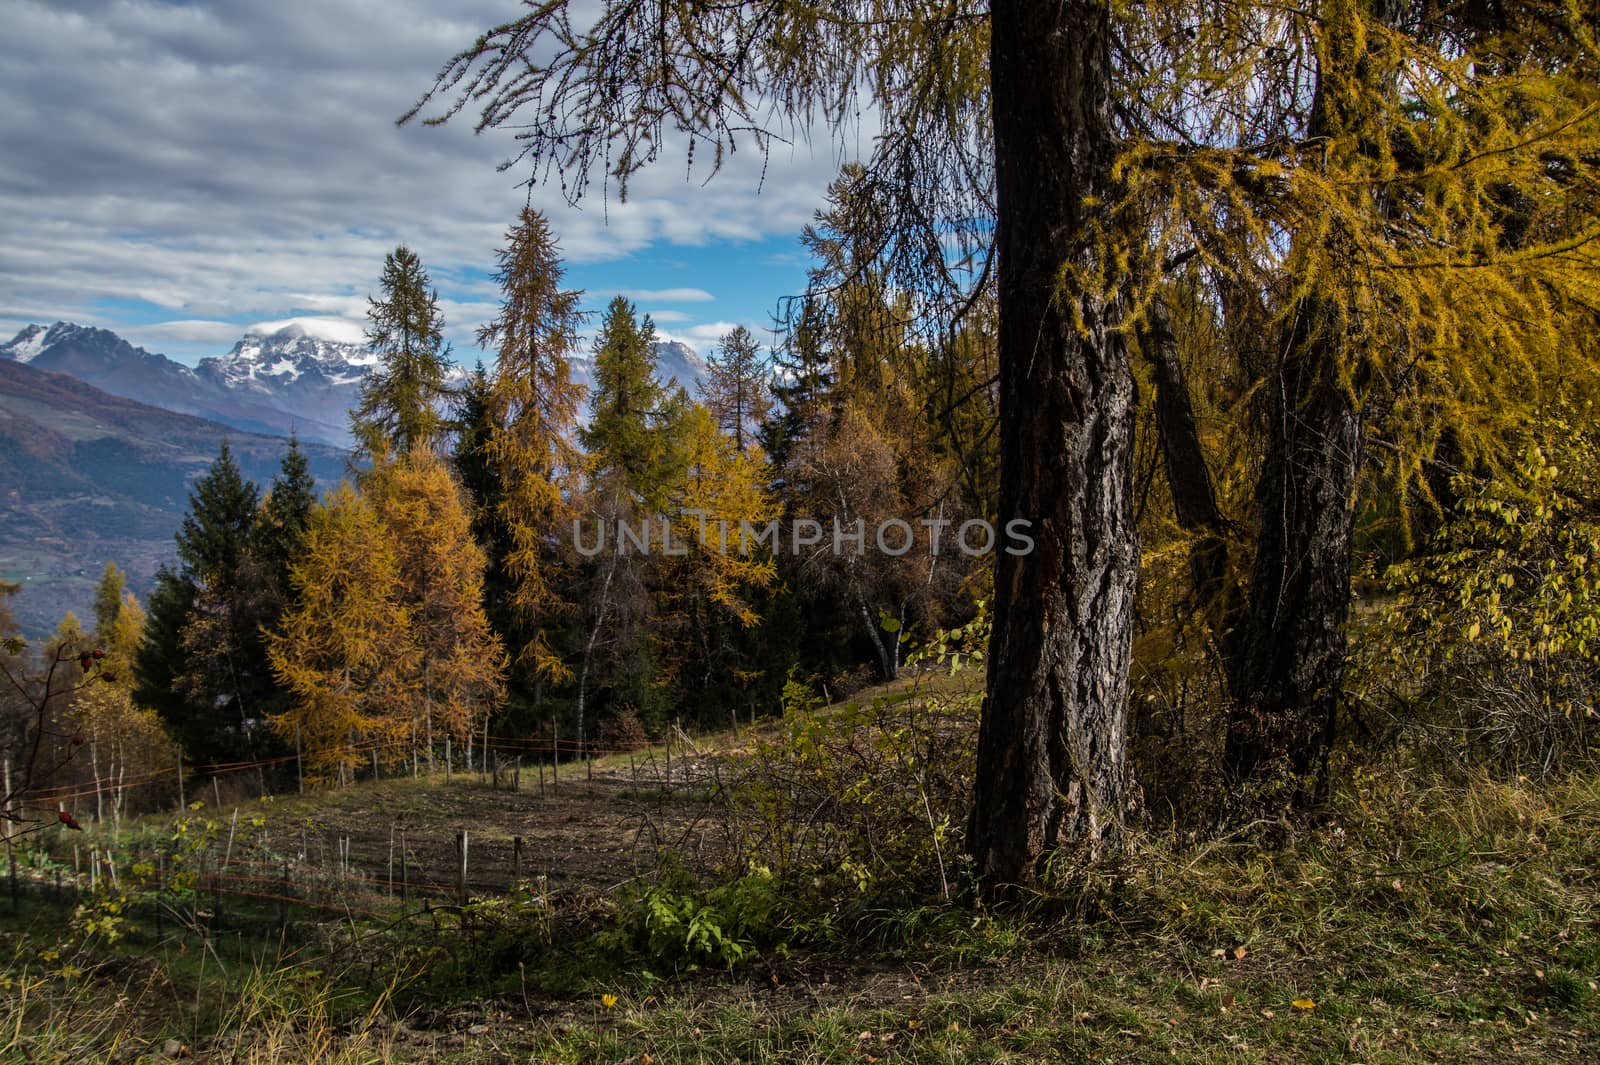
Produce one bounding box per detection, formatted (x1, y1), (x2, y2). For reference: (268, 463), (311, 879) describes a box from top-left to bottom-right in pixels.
(3, 731), (1597, 1061)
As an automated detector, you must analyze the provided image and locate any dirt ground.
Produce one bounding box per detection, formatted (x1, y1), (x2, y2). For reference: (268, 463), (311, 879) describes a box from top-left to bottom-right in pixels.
(223, 752), (732, 903)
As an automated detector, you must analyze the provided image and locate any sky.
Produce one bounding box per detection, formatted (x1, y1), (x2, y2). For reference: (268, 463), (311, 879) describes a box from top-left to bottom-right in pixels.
(0, 0), (862, 365)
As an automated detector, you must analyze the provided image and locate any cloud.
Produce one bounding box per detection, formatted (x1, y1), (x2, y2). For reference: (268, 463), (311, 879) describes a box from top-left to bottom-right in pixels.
(0, 0), (850, 359)
(245, 317), (369, 344)
(642, 309), (692, 323)
(660, 320), (783, 352)
(615, 288), (716, 303)
(136, 319), (255, 345)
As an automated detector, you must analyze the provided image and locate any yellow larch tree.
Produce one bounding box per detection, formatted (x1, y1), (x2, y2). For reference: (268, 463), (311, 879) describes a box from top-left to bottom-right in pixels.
(653, 402), (780, 701)
(73, 588), (176, 824)
(267, 484), (417, 784)
(365, 451), (506, 770)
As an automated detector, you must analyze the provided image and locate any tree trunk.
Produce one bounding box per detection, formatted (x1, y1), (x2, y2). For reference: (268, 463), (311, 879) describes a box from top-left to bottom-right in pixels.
(1222, 0), (1402, 804)
(969, 0), (1137, 894)
(1142, 297), (1239, 647)
(1224, 300), (1361, 801)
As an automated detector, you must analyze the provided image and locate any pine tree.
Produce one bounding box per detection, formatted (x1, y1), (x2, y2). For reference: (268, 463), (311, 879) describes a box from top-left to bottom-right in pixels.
(176, 440), (259, 590)
(139, 441), (277, 766)
(132, 566), (196, 753)
(570, 297), (684, 753)
(353, 245), (452, 459)
(476, 210), (587, 679)
(582, 297), (673, 503)
(452, 362), (515, 626)
(763, 297), (834, 477)
(253, 434), (318, 600)
(699, 326), (772, 454)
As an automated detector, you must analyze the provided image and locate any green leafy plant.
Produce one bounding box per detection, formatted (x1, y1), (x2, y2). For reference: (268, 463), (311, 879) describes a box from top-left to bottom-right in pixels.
(1361, 413), (1600, 774)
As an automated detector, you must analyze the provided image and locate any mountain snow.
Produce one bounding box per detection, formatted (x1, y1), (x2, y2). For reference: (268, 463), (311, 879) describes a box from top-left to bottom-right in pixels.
(199, 324), (382, 391)
(1, 322), (98, 364)
(2, 321), (707, 445)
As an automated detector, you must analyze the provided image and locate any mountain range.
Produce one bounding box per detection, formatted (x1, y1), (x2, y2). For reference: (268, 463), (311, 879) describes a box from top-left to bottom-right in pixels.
(1, 321), (707, 449)
(0, 320), (707, 636)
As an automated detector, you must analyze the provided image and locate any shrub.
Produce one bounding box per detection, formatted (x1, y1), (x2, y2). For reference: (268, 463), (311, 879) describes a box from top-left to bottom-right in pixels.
(726, 607), (988, 905)
(1357, 413), (1600, 775)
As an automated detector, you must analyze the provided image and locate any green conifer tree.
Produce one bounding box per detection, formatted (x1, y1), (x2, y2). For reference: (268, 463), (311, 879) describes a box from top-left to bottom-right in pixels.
(252, 434), (318, 598)
(353, 245), (452, 459)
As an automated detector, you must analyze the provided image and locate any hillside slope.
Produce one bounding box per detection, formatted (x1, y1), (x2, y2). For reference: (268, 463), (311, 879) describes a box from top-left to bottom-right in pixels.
(0, 358), (347, 636)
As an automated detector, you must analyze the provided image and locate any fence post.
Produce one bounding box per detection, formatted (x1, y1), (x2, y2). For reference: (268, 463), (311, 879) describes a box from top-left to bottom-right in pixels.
(400, 829), (409, 904)
(7, 837), (16, 912)
(552, 720), (559, 792)
(456, 831), (468, 906)
(176, 753), (185, 810)
(279, 860), (289, 931)
(512, 836), (523, 883)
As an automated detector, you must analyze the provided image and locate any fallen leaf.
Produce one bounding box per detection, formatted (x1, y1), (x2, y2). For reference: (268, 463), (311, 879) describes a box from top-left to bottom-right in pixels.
(1232, 946), (1248, 961)
(1292, 999), (1317, 1011)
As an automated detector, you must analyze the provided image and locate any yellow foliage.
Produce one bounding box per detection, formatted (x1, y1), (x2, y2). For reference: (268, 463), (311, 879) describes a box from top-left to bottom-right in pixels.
(268, 483), (417, 780)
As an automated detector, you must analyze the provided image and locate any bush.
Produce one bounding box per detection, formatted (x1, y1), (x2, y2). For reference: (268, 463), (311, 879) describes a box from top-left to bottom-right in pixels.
(1356, 414), (1600, 775)
(726, 608), (988, 905)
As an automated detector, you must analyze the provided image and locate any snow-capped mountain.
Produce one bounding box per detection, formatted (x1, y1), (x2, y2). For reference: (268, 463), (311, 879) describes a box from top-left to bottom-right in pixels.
(2, 322), (57, 363)
(191, 323), (387, 443)
(198, 323), (381, 390)
(2, 321), (359, 445)
(652, 339), (708, 392)
(567, 338), (707, 396)
(2, 321), (710, 448)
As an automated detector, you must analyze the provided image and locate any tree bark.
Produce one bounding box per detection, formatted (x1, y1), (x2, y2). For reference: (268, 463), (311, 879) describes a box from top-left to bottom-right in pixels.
(969, 0), (1137, 894)
(1222, 0), (1402, 803)
(1224, 298), (1360, 798)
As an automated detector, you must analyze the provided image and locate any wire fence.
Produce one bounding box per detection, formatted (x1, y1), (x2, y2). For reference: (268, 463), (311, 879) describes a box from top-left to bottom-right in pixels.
(2, 723), (730, 939)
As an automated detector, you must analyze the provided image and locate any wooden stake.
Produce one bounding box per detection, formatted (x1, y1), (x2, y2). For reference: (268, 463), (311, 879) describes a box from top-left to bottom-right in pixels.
(456, 831), (468, 906)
